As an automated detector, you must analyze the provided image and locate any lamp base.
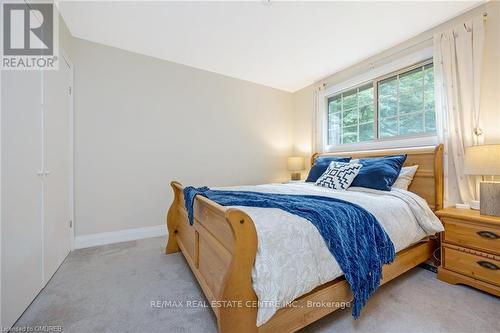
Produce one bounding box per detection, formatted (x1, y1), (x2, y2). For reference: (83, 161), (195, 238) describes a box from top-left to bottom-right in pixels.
(480, 181), (500, 217)
(291, 172), (301, 181)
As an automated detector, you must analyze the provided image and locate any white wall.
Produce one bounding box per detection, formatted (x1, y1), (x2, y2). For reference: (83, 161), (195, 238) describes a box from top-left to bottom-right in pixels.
(293, 2), (500, 158)
(72, 38), (293, 236)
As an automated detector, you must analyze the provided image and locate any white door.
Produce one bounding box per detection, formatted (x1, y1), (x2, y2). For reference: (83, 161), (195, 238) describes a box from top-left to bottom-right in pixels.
(1, 57), (73, 328)
(1, 71), (44, 329)
(42, 57), (72, 282)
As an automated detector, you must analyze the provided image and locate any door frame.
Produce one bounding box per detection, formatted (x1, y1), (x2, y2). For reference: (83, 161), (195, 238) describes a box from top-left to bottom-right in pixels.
(0, 56), (3, 328)
(61, 49), (75, 251)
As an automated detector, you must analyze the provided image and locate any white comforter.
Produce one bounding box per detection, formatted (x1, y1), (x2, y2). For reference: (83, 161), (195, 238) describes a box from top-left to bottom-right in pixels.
(214, 182), (444, 326)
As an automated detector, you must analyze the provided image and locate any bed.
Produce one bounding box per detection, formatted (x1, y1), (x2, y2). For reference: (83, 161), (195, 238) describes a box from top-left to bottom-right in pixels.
(165, 144), (444, 333)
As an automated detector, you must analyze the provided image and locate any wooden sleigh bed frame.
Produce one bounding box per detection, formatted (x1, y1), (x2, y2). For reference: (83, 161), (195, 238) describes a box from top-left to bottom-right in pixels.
(165, 144), (443, 333)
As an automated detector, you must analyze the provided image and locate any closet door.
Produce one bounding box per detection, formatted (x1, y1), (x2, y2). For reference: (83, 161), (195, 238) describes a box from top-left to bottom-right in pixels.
(42, 58), (72, 282)
(1, 71), (44, 329)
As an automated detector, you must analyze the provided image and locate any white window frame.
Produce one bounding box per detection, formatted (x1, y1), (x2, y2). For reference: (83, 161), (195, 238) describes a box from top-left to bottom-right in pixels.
(320, 47), (437, 153)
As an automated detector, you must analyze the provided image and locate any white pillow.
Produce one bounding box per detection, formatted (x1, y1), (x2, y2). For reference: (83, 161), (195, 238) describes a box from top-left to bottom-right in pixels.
(315, 161), (363, 190)
(392, 165), (419, 190)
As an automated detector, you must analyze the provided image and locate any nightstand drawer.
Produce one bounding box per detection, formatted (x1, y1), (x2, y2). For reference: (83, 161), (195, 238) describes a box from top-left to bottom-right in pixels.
(443, 247), (500, 286)
(442, 218), (500, 254)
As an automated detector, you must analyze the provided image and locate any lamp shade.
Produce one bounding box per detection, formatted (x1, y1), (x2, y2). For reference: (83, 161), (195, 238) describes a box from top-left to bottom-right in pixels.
(464, 144), (500, 176)
(287, 157), (305, 171)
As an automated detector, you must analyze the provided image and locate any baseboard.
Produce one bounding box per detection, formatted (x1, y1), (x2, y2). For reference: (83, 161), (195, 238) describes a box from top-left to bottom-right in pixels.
(74, 224), (167, 249)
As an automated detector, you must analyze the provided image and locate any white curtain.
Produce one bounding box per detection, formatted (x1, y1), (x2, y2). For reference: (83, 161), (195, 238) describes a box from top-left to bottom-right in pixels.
(434, 16), (485, 207)
(311, 86), (325, 154)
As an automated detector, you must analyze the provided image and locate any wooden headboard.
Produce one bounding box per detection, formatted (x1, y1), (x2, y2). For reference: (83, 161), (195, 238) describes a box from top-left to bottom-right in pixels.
(312, 144), (444, 211)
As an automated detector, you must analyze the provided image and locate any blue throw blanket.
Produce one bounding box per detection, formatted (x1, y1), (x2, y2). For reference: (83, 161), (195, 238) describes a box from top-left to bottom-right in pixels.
(183, 186), (395, 318)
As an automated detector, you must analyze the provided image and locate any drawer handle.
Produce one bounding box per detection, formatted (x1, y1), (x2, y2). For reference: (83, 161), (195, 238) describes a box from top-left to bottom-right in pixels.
(476, 231), (499, 239)
(477, 261), (499, 271)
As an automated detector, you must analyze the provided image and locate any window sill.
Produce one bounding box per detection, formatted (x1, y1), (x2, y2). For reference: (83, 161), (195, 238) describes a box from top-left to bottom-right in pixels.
(324, 135), (438, 153)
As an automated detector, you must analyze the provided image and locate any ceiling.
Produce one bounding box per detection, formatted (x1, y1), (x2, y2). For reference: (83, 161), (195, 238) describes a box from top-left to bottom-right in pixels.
(58, 1), (481, 92)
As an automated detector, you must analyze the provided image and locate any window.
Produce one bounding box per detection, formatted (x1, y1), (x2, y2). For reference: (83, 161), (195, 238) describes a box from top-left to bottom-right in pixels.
(327, 61), (435, 146)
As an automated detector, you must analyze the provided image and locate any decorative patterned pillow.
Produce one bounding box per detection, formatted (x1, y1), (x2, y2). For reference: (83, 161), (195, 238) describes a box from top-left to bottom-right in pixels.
(315, 161), (363, 190)
(305, 156), (351, 182)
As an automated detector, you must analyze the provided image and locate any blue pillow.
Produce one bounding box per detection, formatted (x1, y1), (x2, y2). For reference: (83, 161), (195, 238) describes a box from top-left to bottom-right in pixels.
(306, 156), (351, 182)
(350, 155), (407, 191)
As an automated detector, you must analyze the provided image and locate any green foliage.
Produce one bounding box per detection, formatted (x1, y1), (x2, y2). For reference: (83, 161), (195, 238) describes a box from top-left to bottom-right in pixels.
(343, 108), (358, 127)
(359, 122), (374, 142)
(378, 78), (398, 118)
(360, 104), (373, 123)
(380, 117), (397, 138)
(400, 113), (423, 135)
(342, 125), (358, 144)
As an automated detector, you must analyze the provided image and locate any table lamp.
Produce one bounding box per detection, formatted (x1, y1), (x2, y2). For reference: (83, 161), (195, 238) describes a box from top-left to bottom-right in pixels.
(463, 144), (500, 217)
(287, 157), (305, 181)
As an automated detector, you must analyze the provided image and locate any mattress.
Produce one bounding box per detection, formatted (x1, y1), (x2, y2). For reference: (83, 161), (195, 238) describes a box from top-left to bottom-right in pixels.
(214, 182), (444, 326)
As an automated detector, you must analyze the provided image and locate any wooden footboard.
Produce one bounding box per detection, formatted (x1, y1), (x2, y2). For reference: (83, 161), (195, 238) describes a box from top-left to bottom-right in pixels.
(165, 181), (437, 333)
(166, 181), (259, 332)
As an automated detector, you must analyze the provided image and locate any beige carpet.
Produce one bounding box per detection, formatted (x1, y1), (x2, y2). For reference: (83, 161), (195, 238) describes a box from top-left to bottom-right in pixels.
(15, 237), (499, 333)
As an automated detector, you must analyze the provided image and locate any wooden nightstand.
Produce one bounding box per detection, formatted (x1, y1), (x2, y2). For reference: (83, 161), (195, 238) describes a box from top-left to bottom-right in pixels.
(436, 208), (500, 296)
